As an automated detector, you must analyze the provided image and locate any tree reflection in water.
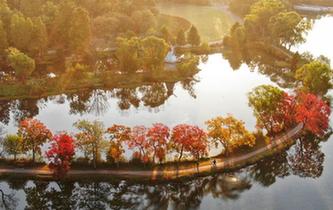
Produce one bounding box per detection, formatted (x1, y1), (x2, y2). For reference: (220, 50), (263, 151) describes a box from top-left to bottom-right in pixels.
(221, 40), (301, 89)
(0, 79), (196, 125)
(0, 187), (18, 210)
(111, 88), (140, 111)
(0, 100), (12, 125)
(0, 98), (46, 126)
(248, 151), (290, 187)
(288, 138), (325, 178)
(140, 83), (169, 109)
(14, 174), (250, 210)
(13, 99), (42, 124)
(67, 89), (111, 116)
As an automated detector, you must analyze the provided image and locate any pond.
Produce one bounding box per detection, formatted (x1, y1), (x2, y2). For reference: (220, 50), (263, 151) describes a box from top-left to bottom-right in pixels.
(0, 16), (332, 210)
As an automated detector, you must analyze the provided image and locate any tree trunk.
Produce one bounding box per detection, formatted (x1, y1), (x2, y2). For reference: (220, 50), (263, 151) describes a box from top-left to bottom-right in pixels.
(152, 147), (156, 164)
(178, 147), (183, 163)
(93, 148), (97, 169)
(0, 189), (8, 209)
(32, 148), (35, 164)
(220, 140), (228, 156)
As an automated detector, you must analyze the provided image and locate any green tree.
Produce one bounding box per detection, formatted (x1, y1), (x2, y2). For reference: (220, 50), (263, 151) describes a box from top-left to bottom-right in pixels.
(224, 23), (246, 48)
(19, 0), (43, 17)
(9, 13), (34, 52)
(30, 17), (48, 57)
(7, 47), (35, 81)
(187, 25), (201, 46)
(141, 36), (169, 71)
(2, 134), (23, 161)
(41, 1), (59, 26)
(74, 120), (107, 169)
(268, 11), (311, 49)
(131, 9), (156, 34)
(51, 0), (75, 50)
(0, 20), (8, 56)
(244, 0), (287, 40)
(93, 15), (118, 40)
(0, 0), (13, 28)
(295, 61), (333, 95)
(116, 37), (142, 73)
(160, 26), (171, 43)
(68, 7), (91, 54)
(176, 29), (186, 46)
(248, 85), (285, 135)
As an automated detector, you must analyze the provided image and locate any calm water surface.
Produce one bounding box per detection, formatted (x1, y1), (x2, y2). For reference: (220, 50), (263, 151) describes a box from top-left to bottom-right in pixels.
(0, 16), (332, 210)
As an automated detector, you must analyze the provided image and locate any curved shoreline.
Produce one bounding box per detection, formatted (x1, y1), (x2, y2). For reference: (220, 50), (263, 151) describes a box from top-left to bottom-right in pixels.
(0, 123), (303, 181)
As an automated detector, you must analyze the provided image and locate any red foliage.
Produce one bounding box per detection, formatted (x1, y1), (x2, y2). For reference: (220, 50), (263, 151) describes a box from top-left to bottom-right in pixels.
(294, 93), (331, 136)
(270, 92), (331, 137)
(19, 118), (53, 162)
(46, 133), (75, 178)
(171, 124), (208, 161)
(107, 124), (131, 143)
(270, 92), (297, 133)
(127, 126), (151, 163)
(147, 123), (170, 163)
(107, 125), (131, 163)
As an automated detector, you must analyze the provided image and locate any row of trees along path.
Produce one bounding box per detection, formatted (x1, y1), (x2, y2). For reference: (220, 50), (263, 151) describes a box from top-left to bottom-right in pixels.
(0, 123), (303, 180)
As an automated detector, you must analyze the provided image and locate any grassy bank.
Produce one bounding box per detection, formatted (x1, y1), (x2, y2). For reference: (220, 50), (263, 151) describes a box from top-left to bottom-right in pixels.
(157, 14), (192, 36)
(0, 68), (199, 100)
(157, 2), (236, 42)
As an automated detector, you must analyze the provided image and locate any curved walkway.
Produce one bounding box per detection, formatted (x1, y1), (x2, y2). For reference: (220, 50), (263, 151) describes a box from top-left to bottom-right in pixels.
(0, 124), (303, 180)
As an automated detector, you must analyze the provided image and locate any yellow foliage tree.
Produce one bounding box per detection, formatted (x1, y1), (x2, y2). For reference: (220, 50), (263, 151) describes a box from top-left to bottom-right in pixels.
(206, 115), (256, 154)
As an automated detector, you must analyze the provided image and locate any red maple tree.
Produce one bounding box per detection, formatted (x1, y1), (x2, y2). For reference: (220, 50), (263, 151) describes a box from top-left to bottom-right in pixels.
(127, 126), (151, 163)
(46, 133), (75, 178)
(18, 118), (53, 163)
(294, 93), (331, 136)
(171, 124), (208, 162)
(270, 92), (298, 133)
(107, 125), (131, 165)
(147, 123), (170, 163)
(264, 92), (330, 137)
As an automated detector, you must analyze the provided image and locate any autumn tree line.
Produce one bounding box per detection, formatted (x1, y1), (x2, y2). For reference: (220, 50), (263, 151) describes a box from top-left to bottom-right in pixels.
(0, 85), (330, 176)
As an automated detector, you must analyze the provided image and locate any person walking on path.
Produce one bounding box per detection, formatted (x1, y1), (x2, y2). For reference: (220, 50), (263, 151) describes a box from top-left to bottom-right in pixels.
(211, 159), (217, 170)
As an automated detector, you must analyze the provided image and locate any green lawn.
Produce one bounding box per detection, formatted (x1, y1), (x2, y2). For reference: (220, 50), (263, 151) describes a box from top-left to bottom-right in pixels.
(157, 14), (192, 36)
(157, 2), (237, 42)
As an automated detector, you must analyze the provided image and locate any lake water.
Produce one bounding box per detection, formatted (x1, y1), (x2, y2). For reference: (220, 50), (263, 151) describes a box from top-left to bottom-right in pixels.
(0, 16), (332, 210)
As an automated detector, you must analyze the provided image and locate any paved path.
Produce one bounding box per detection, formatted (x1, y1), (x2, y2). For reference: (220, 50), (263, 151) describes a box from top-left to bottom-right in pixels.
(0, 124), (303, 180)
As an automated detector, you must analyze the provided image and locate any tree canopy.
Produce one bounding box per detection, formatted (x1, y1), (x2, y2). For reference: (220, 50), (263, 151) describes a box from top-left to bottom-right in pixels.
(295, 61), (333, 95)
(206, 115), (256, 154)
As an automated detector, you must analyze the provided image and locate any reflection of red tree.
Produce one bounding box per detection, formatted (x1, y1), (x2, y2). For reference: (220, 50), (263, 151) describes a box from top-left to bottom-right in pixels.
(46, 133), (75, 178)
(289, 139), (324, 178)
